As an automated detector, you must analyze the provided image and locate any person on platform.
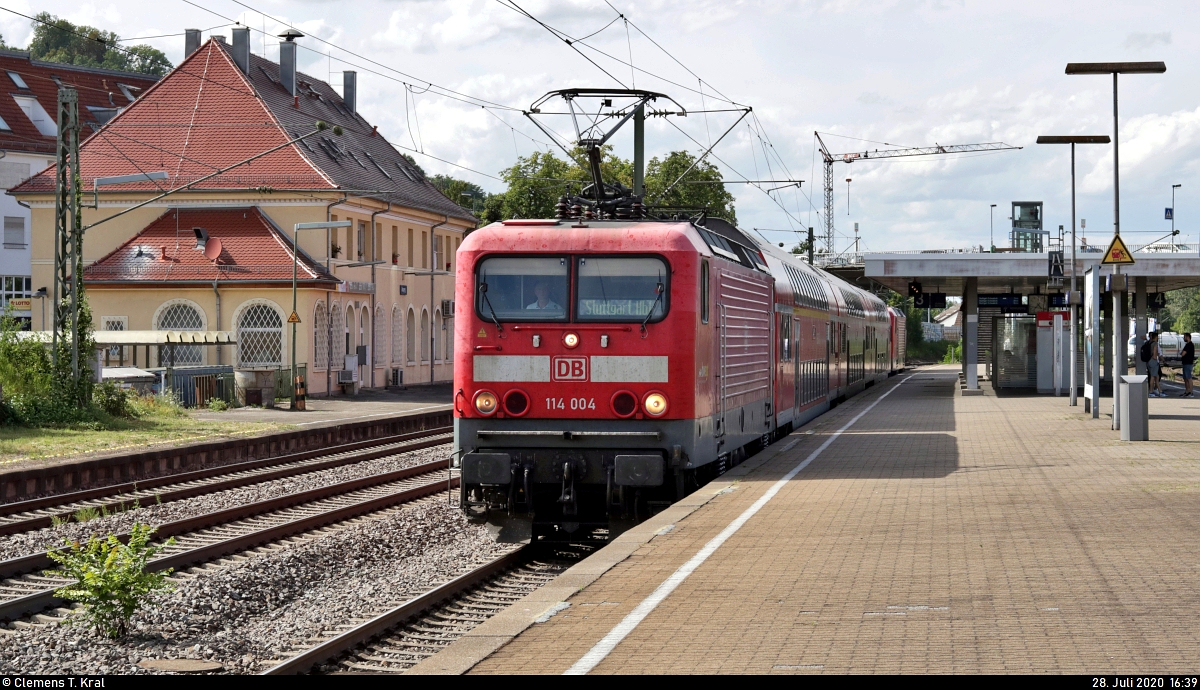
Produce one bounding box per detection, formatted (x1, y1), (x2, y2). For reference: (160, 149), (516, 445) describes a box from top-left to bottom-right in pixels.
(1181, 333), (1195, 398)
(1142, 332), (1164, 397)
(526, 282), (561, 311)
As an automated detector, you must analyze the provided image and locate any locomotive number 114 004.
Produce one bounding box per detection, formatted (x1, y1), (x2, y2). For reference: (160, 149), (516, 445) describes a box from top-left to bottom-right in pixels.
(546, 397), (596, 410)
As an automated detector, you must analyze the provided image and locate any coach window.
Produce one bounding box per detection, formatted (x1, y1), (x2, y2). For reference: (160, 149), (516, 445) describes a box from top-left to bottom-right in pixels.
(700, 260), (709, 324)
(576, 256), (669, 322)
(476, 256), (568, 322)
(780, 314), (792, 361)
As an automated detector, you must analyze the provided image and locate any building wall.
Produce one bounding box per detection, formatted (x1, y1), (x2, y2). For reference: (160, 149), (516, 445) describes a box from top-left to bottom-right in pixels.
(22, 190), (471, 392)
(0, 151), (54, 323)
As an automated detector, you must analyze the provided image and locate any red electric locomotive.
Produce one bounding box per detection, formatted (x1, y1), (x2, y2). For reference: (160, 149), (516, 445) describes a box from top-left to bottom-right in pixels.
(454, 88), (905, 541)
(454, 215), (904, 540)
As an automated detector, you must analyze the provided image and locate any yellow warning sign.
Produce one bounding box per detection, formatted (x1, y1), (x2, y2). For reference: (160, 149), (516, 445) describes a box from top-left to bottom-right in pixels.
(477, 328), (488, 338)
(287, 311), (302, 324)
(1101, 234), (1136, 265)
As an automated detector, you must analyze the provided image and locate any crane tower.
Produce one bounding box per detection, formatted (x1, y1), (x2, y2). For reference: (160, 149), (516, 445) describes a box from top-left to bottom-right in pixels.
(814, 133), (1022, 254)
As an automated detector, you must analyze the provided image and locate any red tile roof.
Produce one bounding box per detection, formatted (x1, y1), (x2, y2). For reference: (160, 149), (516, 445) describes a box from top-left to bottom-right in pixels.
(84, 207), (337, 284)
(12, 39), (475, 221)
(0, 49), (158, 155)
(14, 40), (332, 193)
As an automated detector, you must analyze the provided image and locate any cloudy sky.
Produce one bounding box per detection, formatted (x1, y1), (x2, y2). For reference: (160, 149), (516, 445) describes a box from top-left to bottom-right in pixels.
(5, 0), (1197, 253)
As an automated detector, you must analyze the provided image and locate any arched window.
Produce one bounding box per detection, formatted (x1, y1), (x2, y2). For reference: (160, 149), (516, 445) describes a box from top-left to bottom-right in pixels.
(391, 305), (402, 364)
(359, 308), (368, 365)
(445, 313), (452, 361)
(236, 301), (283, 367)
(313, 301), (328, 370)
(330, 302), (345, 369)
(155, 300), (205, 366)
(432, 309), (440, 362)
(420, 308), (430, 362)
(406, 309), (416, 365)
(374, 305), (386, 365)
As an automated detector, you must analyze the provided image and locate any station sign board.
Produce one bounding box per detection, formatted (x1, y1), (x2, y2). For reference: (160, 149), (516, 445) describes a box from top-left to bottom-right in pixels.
(1036, 311), (1071, 327)
(1048, 251), (1065, 277)
(1148, 292), (1167, 310)
(913, 292), (946, 309)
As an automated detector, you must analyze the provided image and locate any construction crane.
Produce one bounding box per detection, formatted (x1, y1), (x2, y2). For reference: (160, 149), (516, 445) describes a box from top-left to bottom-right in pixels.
(814, 133), (1022, 254)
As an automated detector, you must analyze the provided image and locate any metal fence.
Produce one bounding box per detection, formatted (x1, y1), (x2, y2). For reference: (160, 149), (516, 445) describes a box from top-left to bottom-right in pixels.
(150, 365), (236, 408)
(273, 364), (307, 401)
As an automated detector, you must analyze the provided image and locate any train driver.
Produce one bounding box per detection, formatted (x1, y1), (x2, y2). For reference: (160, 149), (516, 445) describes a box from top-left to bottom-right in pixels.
(526, 282), (562, 311)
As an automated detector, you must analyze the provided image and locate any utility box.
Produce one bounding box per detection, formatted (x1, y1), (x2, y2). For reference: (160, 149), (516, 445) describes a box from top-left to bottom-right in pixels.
(1119, 375), (1149, 441)
(1036, 311), (1071, 394)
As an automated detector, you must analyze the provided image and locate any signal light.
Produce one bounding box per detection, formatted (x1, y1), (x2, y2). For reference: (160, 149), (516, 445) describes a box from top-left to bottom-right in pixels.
(473, 390), (498, 416)
(643, 391), (668, 417)
(503, 389), (530, 417)
(610, 390), (638, 418)
(563, 332), (580, 348)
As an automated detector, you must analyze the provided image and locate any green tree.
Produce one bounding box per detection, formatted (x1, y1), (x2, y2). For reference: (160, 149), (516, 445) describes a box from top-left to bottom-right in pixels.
(499, 149), (577, 220)
(430, 174), (486, 213)
(644, 150), (737, 224)
(1165, 287), (1200, 334)
(28, 13), (171, 76)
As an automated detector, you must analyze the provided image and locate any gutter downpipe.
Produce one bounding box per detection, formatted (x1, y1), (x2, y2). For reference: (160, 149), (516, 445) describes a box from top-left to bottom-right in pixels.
(429, 216), (448, 385)
(326, 195), (343, 398)
(212, 281), (221, 365)
(369, 202), (388, 390)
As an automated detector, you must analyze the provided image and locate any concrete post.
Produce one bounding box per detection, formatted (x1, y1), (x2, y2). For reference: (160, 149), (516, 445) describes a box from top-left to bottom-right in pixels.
(1134, 276), (1147, 376)
(965, 278), (978, 389)
(1102, 292), (1112, 385)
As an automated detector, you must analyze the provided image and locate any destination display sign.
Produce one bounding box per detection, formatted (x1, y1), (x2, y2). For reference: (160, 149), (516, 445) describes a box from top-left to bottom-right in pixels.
(978, 294), (1023, 307)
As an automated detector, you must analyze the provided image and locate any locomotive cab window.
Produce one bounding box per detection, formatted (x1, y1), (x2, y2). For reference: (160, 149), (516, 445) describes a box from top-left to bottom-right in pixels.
(576, 256), (669, 322)
(476, 256), (569, 322)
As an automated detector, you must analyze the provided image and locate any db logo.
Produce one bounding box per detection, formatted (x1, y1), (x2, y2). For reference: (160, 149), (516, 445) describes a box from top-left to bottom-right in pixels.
(552, 356), (588, 381)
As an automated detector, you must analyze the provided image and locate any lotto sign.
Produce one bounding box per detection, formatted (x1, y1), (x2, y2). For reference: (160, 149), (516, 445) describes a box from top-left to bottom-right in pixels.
(552, 356), (588, 381)
(8, 298), (31, 310)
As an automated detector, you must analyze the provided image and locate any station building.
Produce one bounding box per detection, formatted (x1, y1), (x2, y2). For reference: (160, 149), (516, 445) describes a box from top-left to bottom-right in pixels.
(0, 51), (159, 327)
(11, 31), (476, 396)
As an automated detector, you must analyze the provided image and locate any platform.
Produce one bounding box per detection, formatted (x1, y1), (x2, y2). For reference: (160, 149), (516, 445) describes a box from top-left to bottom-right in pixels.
(413, 365), (1200, 674)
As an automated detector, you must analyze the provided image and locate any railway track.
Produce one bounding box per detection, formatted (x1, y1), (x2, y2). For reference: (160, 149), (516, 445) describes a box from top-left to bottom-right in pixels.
(0, 460), (458, 622)
(0, 427), (452, 537)
(264, 542), (593, 675)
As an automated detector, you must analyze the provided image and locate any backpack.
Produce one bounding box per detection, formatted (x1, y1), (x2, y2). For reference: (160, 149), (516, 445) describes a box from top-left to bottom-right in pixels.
(1139, 340), (1153, 363)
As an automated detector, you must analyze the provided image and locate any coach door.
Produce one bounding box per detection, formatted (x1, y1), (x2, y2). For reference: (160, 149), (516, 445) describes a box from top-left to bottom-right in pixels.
(717, 302), (728, 438)
(794, 317), (801, 413)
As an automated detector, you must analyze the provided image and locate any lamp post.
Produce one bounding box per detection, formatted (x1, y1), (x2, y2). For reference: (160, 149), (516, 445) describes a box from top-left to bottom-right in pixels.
(1171, 183), (1181, 249)
(293, 220), (351, 409)
(33, 287), (46, 331)
(846, 178), (852, 215)
(990, 204), (997, 251)
(1036, 135), (1111, 408)
(1066, 61), (1165, 429)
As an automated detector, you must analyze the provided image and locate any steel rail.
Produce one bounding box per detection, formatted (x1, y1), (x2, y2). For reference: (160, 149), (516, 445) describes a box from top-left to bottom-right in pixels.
(263, 546), (529, 675)
(0, 426), (451, 534)
(0, 463), (456, 621)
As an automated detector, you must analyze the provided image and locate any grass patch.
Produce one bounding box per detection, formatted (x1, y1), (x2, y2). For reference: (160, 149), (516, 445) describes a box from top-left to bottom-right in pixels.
(0, 405), (290, 467)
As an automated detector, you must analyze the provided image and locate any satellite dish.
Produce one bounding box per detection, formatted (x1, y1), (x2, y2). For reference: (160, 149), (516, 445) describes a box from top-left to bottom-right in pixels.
(203, 237), (222, 262)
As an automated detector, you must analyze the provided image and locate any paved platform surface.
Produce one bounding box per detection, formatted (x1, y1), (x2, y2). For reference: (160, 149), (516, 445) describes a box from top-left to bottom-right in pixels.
(418, 366), (1200, 674)
(190, 383), (452, 426)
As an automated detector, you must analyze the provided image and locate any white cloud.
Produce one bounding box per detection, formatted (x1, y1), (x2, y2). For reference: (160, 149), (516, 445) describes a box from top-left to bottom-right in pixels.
(1124, 32), (1171, 50)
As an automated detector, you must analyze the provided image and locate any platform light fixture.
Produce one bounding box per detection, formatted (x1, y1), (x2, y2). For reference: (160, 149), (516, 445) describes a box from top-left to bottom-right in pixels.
(1066, 61), (1165, 430)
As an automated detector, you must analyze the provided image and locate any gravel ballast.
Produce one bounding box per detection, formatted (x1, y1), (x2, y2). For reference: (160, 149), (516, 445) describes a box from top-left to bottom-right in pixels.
(0, 499), (508, 675)
(0, 444), (450, 562)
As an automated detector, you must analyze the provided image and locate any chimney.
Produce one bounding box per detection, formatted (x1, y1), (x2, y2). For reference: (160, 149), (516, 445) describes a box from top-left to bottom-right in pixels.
(185, 29), (201, 58)
(231, 27), (250, 75)
(213, 35), (226, 44)
(343, 71), (356, 115)
(278, 29), (303, 97)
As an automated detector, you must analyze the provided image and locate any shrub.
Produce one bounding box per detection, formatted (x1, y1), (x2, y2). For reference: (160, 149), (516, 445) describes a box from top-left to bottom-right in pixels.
(92, 381), (131, 418)
(46, 523), (175, 638)
(207, 397), (229, 412)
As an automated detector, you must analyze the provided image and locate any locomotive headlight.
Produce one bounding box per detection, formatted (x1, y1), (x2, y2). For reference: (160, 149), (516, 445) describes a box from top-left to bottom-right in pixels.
(643, 392), (668, 417)
(563, 332), (580, 348)
(474, 390), (499, 416)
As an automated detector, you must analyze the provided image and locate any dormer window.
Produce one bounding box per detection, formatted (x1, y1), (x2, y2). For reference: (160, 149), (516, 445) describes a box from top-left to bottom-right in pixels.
(7, 71), (28, 89)
(115, 83), (139, 103)
(0, 114), (10, 131)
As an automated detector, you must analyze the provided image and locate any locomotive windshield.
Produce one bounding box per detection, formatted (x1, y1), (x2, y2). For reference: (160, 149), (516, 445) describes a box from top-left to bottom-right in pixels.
(476, 256), (569, 322)
(576, 256), (668, 322)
